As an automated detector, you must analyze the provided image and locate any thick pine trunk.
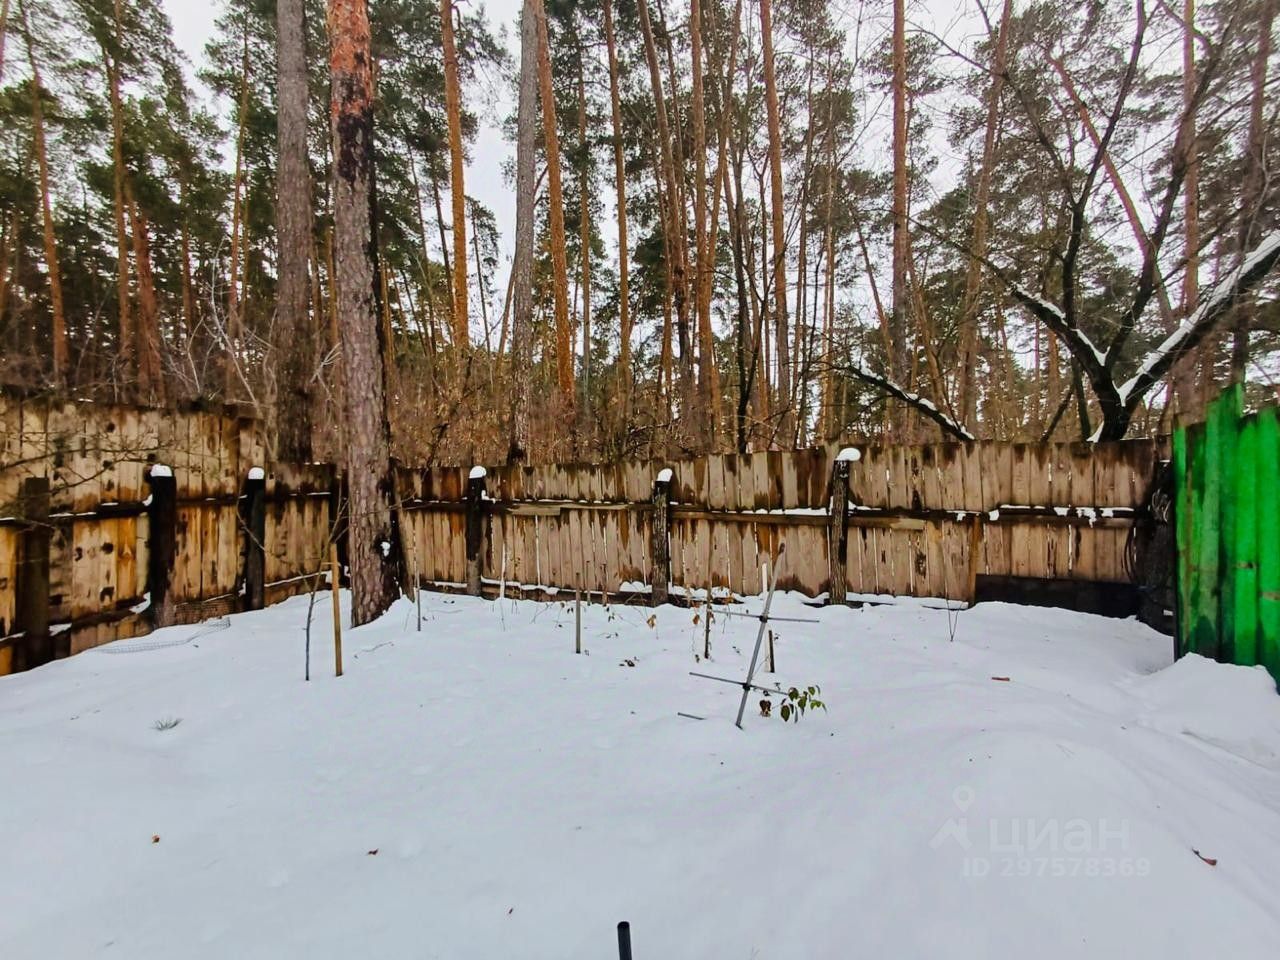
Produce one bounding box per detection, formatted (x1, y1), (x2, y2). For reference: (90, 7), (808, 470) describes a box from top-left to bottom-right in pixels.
(637, 0), (692, 426)
(508, 0), (539, 463)
(576, 58), (591, 403)
(126, 187), (164, 403)
(275, 0), (315, 461)
(1230, 0), (1275, 383)
(1172, 0), (1201, 412)
(890, 0), (909, 438)
(957, 0), (1010, 427)
(19, 0), (65, 388)
(690, 0), (716, 447)
(531, 0), (574, 409)
(327, 0), (402, 625)
(441, 0), (469, 347)
(602, 0), (631, 433)
(226, 23), (251, 398)
(104, 15), (132, 395)
(759, 0), (789, 437)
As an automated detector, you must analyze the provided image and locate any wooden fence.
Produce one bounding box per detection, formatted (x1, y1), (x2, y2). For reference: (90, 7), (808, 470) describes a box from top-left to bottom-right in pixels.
(1, 393), (1162, 675)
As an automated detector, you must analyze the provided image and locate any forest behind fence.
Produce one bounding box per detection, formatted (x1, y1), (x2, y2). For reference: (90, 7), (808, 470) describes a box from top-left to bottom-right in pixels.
(0, 393), (1163, 675)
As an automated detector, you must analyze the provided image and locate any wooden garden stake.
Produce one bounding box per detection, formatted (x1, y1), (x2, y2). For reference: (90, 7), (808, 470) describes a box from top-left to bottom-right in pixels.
(410, 542), (421, 632)
(575, 589), (584, 654)
(330, 541), (343, 677)
(703, 586), (712, 660)
(767, 629), (775, 673)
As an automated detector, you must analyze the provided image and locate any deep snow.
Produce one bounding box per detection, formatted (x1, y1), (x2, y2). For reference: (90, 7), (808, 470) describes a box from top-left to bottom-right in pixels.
(2, 590), (1279, 959)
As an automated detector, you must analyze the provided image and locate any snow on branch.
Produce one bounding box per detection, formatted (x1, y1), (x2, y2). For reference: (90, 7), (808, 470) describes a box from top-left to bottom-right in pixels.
(1008, 283), (1108, 370)
(1118, 230), (1280, 406)
(845, 361), (975, 441)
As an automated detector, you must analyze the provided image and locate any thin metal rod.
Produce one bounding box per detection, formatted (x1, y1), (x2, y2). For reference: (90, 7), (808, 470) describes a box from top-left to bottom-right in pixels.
(689, 670), (792, 698)
(735, 546), (785, 729)
(717, 609), (818, 624)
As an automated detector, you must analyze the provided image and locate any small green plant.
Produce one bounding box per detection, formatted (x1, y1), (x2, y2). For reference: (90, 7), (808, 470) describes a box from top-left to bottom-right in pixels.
(778, 685), (825, 723)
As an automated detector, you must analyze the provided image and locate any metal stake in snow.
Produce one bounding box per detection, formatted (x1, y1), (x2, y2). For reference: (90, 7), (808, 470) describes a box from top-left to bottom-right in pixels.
(688, 544), (815, 728)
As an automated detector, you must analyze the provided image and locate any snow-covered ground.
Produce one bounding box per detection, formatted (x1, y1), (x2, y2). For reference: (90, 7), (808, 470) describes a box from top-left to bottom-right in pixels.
(2, 590), (1280, 959)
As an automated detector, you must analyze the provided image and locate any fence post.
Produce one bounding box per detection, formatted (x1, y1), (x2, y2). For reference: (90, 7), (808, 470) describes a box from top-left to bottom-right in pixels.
(828, 458), (851, 606)
(241, 467), (267, 611)
(465, 466), (487, 597)
(146, 465), (178, 629)
(15, 476), (51, 670)
(650, 469), (672, 606)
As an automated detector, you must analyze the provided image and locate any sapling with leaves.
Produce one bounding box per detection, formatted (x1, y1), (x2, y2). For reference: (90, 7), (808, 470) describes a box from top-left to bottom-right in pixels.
(760, 685), (827, 723)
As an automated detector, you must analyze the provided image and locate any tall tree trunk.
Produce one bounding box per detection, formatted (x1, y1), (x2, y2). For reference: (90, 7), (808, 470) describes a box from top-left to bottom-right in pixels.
(703, 0), (741, 446)
(957, 0), (1010, 426)
(1230, 0), (1275, 383)
(1178, 0), (1200, 410)
(602, 0), (631, 432)
(726, 154), (752, 452)
(890, 0), (909, 437)
(226, 20), (251, 397)
(576, 56), (591, 403)
(690, 0), (716, 446)
(820, 67), (838, 441)
(19, 0), (66, 388)
(759, 0), (790, 436)
(179, 176), (196, 346)
(637, 0), (692, 421)
(327, 0), (402, 625)
(126, 186), (164, 403)
(531, 0), (574, 409)
(470, 201), (491, 348)
(276, 0), (315, 461)
(104, 6), (132, 395)
(0, 0), (10, 82)
(508, 0), (539, 462)
(441, 0), (469, 346)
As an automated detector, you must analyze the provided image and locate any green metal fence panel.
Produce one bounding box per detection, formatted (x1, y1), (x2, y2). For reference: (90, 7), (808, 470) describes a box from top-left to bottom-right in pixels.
(1258, 406), (1280, 676)
(1175, 387), (1280, 683)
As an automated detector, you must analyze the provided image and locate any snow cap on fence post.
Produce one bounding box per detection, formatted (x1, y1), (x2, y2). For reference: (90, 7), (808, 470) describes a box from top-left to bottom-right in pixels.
(836, 447), (862, 463)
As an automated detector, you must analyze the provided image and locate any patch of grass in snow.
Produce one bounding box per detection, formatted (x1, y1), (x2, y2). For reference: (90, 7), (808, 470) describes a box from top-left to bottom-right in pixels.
(152, 716), (183, 732)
